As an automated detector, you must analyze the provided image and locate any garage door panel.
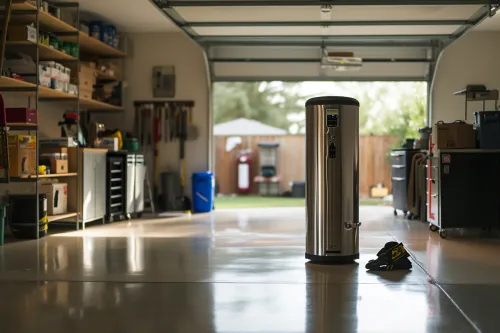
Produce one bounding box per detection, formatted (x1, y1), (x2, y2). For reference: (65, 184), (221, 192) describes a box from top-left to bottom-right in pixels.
(209, 46), (429, 60)
(153, 1), (492, 82)
(175, 5), (482, 22)
(213, 62), (428, 80)
(194, 25), (459, 36)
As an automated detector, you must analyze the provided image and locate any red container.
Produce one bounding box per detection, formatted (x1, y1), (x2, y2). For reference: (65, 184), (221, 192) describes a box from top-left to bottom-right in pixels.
(6, 108), (38, 124)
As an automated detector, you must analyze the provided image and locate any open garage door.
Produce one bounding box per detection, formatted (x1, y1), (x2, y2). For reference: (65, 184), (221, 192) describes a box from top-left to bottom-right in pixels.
(152, 1), (498, 81)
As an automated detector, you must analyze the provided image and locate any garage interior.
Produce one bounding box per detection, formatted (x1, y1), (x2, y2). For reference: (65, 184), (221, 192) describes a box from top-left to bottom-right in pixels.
(1, 0), (500, 332)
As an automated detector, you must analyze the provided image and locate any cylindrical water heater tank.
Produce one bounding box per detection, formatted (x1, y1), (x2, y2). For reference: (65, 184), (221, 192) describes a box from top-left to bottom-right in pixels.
(305, 96), (360, 263)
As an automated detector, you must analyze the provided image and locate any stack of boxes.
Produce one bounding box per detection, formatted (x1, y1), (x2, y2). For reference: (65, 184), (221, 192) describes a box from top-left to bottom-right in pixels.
(77, 62), (97, 99)
(39, 61), (75, 94)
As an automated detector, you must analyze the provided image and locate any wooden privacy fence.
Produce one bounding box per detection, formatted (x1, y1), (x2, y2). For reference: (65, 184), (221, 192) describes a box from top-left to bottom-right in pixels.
(214, 135), (398, 196)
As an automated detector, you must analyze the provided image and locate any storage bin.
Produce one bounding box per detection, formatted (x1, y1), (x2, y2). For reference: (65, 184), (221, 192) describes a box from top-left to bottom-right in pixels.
(474, 111), (500, 149)
(192, 172), (215, 213)
(8, 194), (48, 239)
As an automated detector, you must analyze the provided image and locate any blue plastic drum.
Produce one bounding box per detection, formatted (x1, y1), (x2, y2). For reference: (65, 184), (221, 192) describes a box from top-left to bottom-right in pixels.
(192, 172), (215, 213)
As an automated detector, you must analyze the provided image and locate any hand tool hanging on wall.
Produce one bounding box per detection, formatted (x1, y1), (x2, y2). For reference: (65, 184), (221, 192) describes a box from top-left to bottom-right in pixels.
(140, 105), (150, 147)
(178, 106), (191, 212)
(134, 104), (140, 140)
(162, 103), (168, 143)
(186, 105), (198, 141)
(152, 105), (162, 202)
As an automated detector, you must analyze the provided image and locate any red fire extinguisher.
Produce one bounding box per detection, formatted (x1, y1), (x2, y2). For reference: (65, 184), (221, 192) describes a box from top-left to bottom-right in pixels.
(237, 150), (251, 193)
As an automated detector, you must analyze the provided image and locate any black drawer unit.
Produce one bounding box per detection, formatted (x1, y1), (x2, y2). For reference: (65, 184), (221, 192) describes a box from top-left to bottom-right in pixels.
(430, 150), (500, 238)
(391, 149), (421, 217)
(106, 152), (127, 222)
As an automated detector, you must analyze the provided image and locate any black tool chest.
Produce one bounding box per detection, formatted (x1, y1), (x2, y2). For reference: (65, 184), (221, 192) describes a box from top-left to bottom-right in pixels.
(428, 150), (500, 238)
(391, 149), (421, 217)
(106, 152), (127, 222)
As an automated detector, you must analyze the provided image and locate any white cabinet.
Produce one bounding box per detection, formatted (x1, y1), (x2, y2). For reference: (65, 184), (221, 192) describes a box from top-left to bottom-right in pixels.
(69, 148), (107, 224)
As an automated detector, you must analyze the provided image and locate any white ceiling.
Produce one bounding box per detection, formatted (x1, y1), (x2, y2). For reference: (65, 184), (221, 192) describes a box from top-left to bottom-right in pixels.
(474, 12), (500, 31)
(75, 0), (179, 32)
(193, 25), (460, 37)
(175, 5), (482, 22)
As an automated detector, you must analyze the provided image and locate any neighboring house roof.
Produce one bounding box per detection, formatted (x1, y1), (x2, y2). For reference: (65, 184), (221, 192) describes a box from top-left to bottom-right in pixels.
(213, 118), (287, 136)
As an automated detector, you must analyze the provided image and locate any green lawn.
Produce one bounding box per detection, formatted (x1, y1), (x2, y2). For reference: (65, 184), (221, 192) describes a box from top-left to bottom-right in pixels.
(214, 196), (389, 209)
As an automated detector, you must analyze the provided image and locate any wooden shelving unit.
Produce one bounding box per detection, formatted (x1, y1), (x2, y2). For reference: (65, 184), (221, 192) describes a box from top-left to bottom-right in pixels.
(1, 1), (126, 237)
(48, 212), (77, 223)
(11, 1), (78, 33)
(0, 77), (78, 99)
(39, 86), (77, 99)
(78, 32), (126, 58)
(0, 76), (35, 89)
(79, 97), (123, 111)
(32, 173), (78, 179)
(96, 70), (119, 82)
(6, 41), (77, 61)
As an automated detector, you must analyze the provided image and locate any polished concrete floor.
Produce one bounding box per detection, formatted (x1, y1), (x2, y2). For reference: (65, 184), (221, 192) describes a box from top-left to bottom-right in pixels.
(0, 206), (499, 332)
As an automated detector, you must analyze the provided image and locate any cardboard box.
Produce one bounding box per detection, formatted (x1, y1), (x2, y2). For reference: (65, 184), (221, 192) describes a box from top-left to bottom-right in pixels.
(40, 158), (68, 174)
(79, 88), (93, 99)
(41, 183), (68, 215)
(435, 121), (476, 149)
(74, 64), (96, 93)
(7, 25), (37, 43)
(8, 135), (36, 177)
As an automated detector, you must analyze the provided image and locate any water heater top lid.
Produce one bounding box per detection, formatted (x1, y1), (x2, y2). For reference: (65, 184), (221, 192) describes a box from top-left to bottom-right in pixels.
(305, 96), (359, 107)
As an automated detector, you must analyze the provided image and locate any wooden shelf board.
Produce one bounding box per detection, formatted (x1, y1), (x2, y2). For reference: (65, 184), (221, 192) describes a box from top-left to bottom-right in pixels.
(48, 212), (77, 222)
(7, 122), (37, 130)
(32, 173), (77, 179)
(11, 2), (78, 33)
(0, 76), (35, 89)
(6, 41), (77, 61)
(0, 77), (77, 100)
(39, 86), (77, 99)
(79, 97), (123, 111)
(78, 32), (126, 58)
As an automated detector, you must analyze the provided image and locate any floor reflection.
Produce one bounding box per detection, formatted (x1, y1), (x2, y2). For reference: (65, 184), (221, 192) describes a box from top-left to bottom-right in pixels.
(0, 206), (497, 332)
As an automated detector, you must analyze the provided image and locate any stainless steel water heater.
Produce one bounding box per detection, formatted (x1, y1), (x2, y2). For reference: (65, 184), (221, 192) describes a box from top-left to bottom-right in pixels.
(305, 96), (360, 263)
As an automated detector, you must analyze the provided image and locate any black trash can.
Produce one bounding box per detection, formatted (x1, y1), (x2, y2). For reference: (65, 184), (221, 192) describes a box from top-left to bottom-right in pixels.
(291, 181), (306, 198)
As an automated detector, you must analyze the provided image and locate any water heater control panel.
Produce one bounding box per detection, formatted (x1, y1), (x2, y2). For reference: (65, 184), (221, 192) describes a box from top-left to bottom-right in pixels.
(326, 109), (338, 158)
(326, 109), (339, 128)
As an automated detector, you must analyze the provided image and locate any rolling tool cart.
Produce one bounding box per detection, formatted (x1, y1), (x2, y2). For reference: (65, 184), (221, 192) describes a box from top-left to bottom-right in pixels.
(106, 152), (127, 222)
(427, 149), (500, 239)
(391, 149), (421, 218)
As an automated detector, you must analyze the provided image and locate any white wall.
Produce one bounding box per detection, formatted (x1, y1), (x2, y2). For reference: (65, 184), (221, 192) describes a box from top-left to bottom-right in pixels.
(432, 31), (500, 125)
(122, 32), (210, 197)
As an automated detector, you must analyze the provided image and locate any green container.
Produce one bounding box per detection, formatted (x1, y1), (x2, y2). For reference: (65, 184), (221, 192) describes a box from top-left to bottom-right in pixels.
(0, 204), (7, 246)
(123, 138), (139, 152)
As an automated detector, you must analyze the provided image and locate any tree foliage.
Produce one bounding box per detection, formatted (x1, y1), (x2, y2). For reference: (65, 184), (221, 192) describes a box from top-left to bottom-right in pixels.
(213, 81), (427, 143)
(213, 82), (311, 130)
